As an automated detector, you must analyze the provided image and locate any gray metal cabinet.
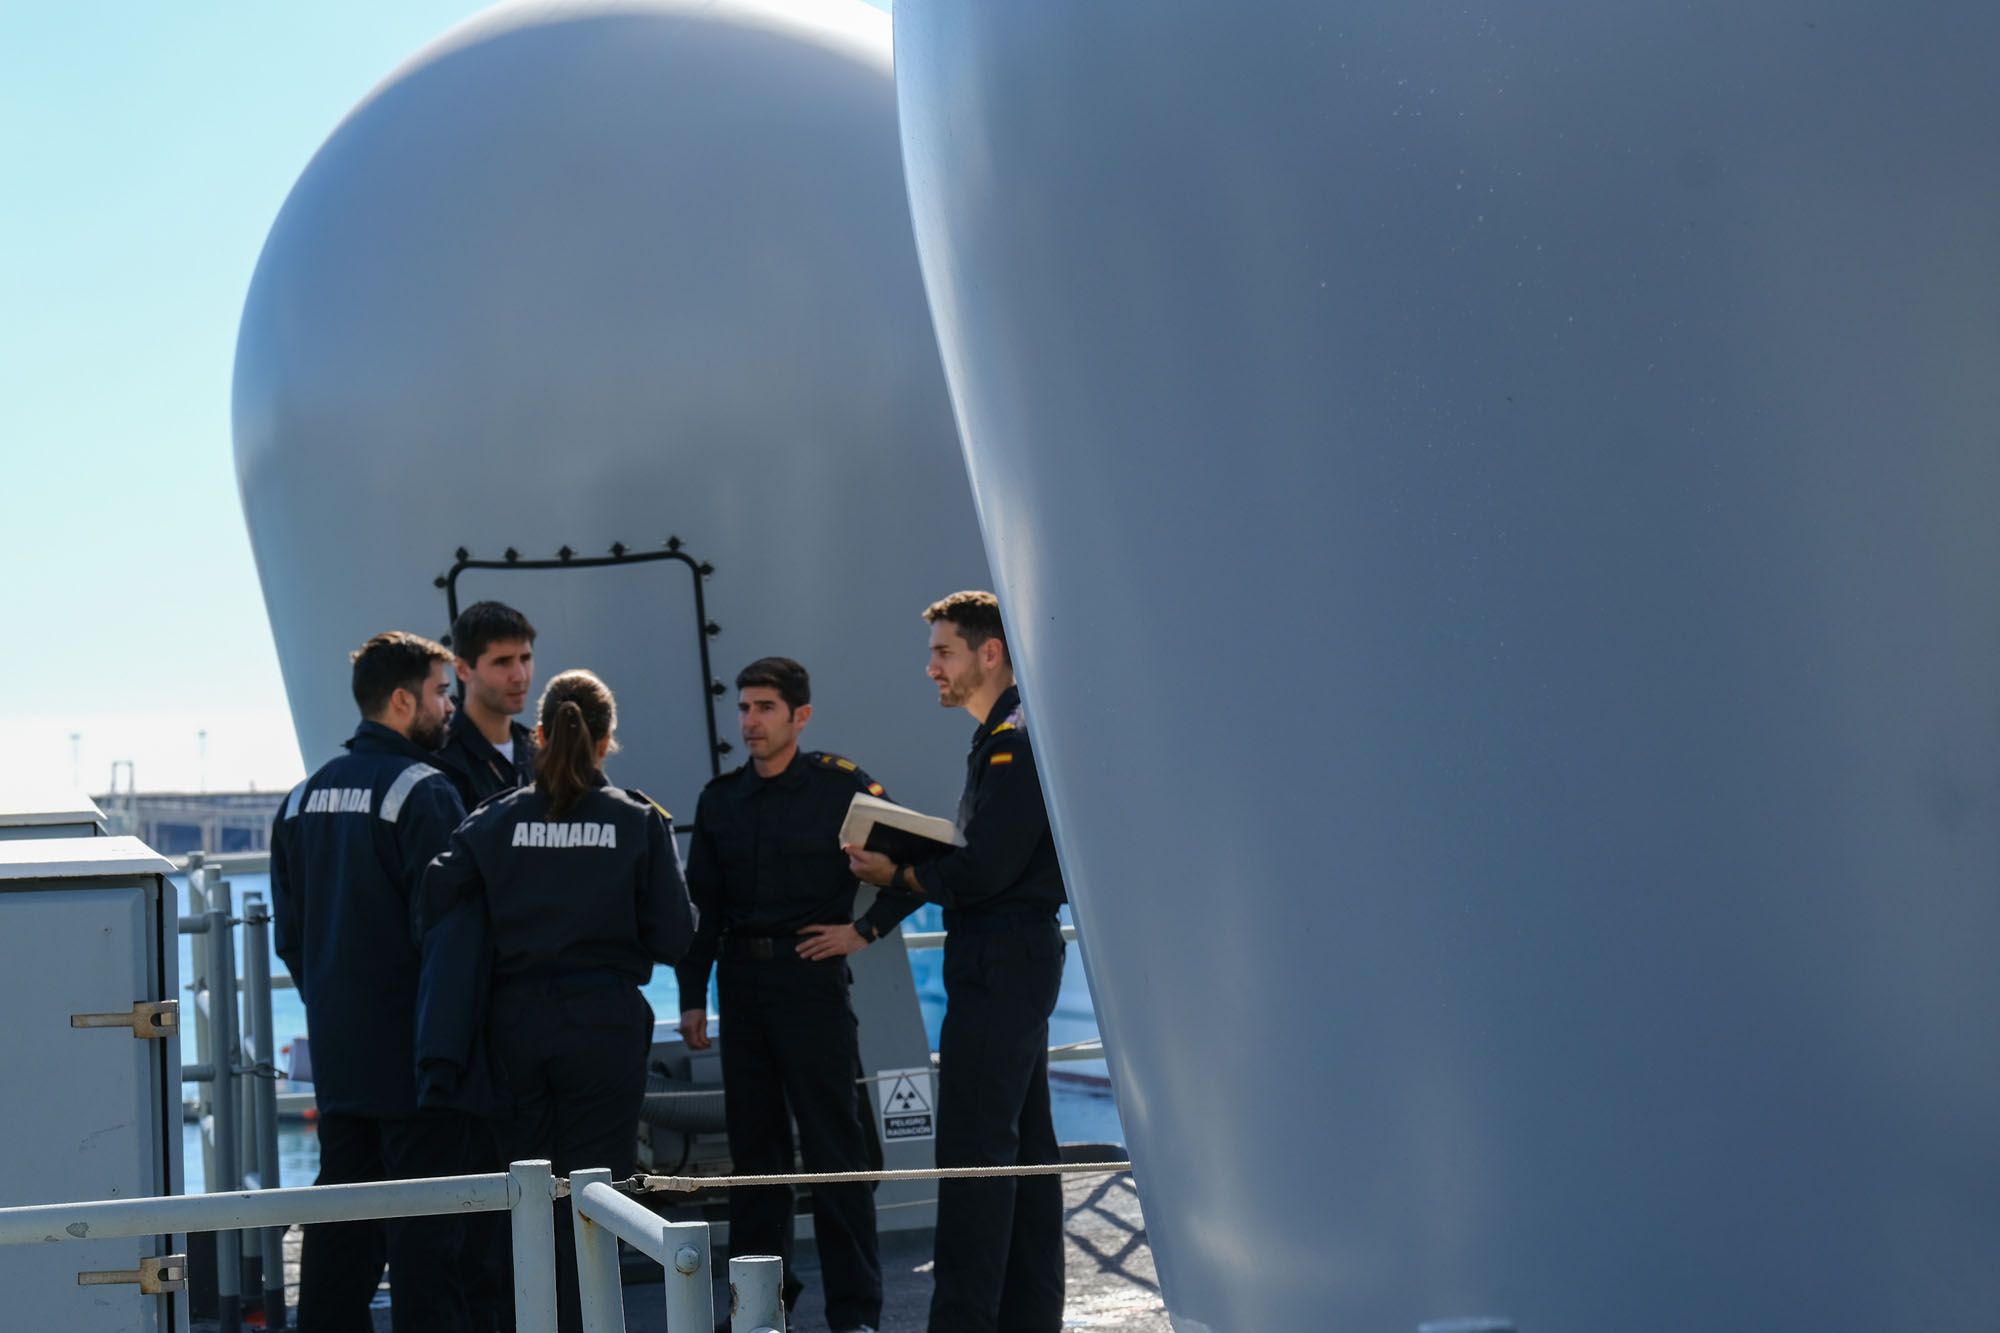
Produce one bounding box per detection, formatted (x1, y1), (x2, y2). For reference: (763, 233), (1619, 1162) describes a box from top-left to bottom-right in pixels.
(0, 833), (185, 1332)
(0, 794), (106, 842)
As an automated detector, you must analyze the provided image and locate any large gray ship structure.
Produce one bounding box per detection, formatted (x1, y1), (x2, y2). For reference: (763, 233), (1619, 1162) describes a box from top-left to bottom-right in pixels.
(233, 0), (2000, 1329)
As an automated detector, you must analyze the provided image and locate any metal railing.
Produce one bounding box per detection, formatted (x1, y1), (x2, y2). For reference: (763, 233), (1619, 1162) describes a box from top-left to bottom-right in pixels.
(173, 851), (272, 877)
(899, 923), (1079, 950)
(2, 1156), (1140, 1333)
(568, 1167), (727, 1332)
(180, 852), (287, 1329)
(0, 1162), (566, 1331)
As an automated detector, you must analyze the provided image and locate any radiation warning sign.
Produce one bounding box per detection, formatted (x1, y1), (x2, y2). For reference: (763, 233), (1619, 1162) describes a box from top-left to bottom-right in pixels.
(874, 1066), (936, 1142)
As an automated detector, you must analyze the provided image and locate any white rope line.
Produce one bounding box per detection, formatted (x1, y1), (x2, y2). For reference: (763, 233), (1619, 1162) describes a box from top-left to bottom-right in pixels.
(1046, 1038), (1104, 1055)
(634, 1160), (1132, 1193)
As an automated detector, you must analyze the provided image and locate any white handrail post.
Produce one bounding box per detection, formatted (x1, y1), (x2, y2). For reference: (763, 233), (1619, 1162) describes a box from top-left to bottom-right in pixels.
(570, 1169), (625, 1333)
(207, 877), (243, 1333)
(728, 1254), (785, 1332)
(662, 1218), (713, 1331)
(508, 1161), (559, 1333)
(241, 896), (288, 1328)
(186, 859), (218, 1194)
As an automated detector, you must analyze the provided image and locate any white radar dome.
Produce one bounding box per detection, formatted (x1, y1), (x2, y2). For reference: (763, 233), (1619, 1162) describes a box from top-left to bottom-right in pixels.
(233, 0), (989, 818)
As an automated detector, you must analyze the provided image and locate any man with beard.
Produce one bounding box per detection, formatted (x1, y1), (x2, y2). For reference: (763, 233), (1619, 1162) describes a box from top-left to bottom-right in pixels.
(439, 601), (538, 812)
(270, 631), (474, 1332)
(844, 592), (1069, 1333)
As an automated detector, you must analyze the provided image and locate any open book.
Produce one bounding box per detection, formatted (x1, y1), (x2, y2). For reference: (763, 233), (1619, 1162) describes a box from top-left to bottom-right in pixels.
(838, 792), (959, 864)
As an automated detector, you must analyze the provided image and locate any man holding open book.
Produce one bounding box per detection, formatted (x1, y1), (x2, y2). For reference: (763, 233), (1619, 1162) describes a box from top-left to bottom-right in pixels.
(675, 656), (922, 1333)
(844, 591), (1070, 1333)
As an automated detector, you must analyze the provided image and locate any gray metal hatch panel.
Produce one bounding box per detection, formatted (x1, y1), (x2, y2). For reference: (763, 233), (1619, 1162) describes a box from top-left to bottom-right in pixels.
(895, 0), (2000, 1329)
(0, 885), (164, 1332)
(0, 836), (173, 882)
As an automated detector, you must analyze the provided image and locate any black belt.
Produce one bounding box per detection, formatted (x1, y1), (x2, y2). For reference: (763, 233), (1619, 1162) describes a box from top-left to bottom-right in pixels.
(942, 911), (1060, 935)
(720, 934), (810, 962)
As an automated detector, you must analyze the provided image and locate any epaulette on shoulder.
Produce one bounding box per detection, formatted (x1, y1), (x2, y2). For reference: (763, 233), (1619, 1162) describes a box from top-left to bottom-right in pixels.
(625, 787), (673, 822)
(989, 704), (1027, 737)
(810, 751), (886, 798)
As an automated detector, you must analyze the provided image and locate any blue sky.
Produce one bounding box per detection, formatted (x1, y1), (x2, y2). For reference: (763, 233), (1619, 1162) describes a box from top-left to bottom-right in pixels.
(0, 0), (889, 794)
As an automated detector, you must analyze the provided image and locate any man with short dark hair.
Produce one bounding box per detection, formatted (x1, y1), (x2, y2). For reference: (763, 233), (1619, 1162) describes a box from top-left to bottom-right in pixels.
(270, 631), (474, 1332)
(434, 601), (536, 1330)
(676, 656), (922, 1333)
(845, 591), (1069, 1333)
(438, 600), (538, 811)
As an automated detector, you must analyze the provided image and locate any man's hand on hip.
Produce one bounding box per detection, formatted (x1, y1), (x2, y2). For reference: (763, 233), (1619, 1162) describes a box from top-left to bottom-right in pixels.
(796, 922), (868, 960)
(678, 1007), (711, 1051)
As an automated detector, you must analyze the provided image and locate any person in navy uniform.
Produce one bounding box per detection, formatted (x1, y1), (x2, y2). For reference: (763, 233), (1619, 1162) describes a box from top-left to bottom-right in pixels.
(437, 600), (538, 812)
(432, 598), (537, 1330)
(269, 631), (474, 1333)
(845, 592), (1069, 1333)
(674, 657), (923, 1333)
(420, 668), (696, 1333)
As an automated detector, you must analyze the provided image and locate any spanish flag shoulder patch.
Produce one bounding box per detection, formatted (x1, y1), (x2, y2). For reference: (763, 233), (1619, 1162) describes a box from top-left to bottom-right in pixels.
(988, 751), (1015, 767)
(866, 781), (885, 797)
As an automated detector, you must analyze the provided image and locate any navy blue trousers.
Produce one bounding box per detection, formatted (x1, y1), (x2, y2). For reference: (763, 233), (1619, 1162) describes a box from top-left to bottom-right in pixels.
(298, 1110), (472, 1333)
(929, 922), (1067, 1333)
(719, 955), (883, 1329)
(487, 980), (653, 1333)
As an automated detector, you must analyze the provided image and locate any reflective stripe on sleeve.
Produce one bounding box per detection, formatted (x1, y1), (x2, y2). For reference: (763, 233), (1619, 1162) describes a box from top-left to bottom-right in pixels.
(379, 762), (444, 823)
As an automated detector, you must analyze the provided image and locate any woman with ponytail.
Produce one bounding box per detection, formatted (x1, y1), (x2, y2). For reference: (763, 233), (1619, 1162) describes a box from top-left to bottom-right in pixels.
(419, 669), (694, 1332)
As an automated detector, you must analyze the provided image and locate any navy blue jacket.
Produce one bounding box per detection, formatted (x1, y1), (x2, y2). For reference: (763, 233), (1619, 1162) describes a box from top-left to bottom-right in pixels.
(912, 686), (1068, 920)
(435, 709), (536, 812)
(270, 720), (467, 1118)
(675, 750), (923, 1011)
(415, 778), (697, 1108)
